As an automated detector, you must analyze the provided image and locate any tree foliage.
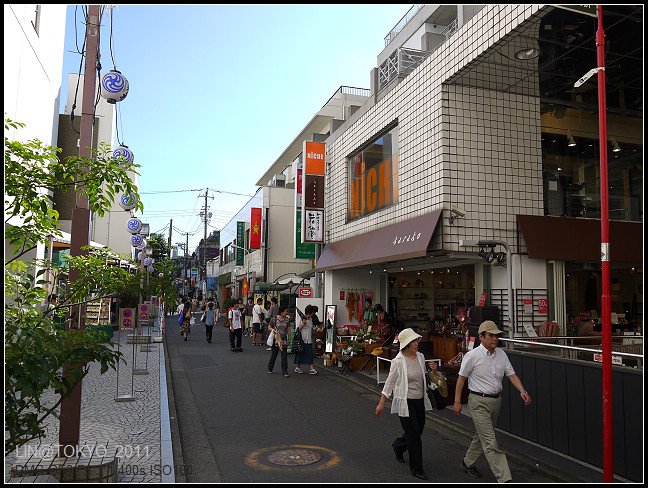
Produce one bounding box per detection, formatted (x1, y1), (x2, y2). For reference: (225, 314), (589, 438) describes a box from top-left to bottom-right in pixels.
(3, 118), (144, 455)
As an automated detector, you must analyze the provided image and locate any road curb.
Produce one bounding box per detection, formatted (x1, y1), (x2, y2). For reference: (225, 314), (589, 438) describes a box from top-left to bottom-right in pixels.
(163, 336), (186, 483)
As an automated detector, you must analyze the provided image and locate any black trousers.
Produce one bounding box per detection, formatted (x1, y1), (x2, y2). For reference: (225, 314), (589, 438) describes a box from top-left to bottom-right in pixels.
(229, 328), (242, 348)
(205, 324), (214, 342)
(268, 345), (288, 374)
(392, 398), (426, 472)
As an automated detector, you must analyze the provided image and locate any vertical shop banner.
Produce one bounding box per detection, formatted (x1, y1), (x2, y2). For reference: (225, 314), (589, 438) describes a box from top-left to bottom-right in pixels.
(242, 276), (249, 297)
(236, 221), (245, 265)
(301, 141), (326, 244)
(295, 210), (315, 259)
(250, 207), (262, 249)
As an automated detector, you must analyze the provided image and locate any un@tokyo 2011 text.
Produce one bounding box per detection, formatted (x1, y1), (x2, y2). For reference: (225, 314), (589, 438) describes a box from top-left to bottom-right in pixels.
(119, 464), (192, 477)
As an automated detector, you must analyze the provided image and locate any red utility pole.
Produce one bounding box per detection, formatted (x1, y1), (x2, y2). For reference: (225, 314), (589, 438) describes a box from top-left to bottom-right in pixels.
(595, 5), (613, 482)
(58, 4), (101, 457)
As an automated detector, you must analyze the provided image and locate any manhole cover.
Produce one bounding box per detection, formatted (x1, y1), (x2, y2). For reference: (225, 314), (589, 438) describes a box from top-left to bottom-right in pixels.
(266, 449), (322, 466)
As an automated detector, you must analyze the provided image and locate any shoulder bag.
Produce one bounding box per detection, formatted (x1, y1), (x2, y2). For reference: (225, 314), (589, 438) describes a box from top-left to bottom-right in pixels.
(426, 376), (446, 410)
(292, 329), (305, 353)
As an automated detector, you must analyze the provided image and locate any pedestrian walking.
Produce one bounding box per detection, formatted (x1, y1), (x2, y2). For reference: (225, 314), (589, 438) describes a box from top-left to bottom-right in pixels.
(375, 328), (433, 480)
(251, 297), (265, 346)
(267, 306), (291, 377)
(243, 297), (254, 337)
(204, 301), (216, 343)
(180, 300), (192, 341)
(294, 305), (318, 375)
(227, 300), (244, 351)
(453, 320), (532, 483)
(265, 297), (278, 350)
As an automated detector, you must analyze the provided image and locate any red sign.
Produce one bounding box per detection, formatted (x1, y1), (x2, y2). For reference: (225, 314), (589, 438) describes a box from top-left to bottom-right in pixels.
(242, 277), (250, 297)
(538, 298), (548, 314)
(299, 287), (313, 298)
(138, 303), (149, 323)
(119, 307), (135, 330)
(339, 290), (345, 300)
(250, 207), (262, 249)
(479, 292), (487, 307)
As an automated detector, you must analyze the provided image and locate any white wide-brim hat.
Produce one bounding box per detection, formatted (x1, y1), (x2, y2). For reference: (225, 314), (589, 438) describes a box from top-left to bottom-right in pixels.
(398, 328), (422, 350)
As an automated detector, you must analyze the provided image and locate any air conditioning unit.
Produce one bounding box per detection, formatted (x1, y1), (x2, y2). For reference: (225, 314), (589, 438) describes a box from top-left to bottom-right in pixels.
(271, 174), (286, 187)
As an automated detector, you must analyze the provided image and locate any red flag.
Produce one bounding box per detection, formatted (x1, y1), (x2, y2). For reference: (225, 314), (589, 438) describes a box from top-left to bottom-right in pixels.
(250, 207), (262, 249)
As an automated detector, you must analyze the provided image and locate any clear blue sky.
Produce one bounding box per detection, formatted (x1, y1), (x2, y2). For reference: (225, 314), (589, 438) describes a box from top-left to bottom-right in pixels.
(60, 4), (412, 254)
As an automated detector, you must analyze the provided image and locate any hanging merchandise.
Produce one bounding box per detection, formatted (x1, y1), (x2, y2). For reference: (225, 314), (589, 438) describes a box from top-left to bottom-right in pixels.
(126, 218), (142, 234)
(131, 234), (144, 248)
(113, 145), (135, 169)
(358, 291), (364, 322)
(100, 70), (129, 103)
(119, 192), (138, 210)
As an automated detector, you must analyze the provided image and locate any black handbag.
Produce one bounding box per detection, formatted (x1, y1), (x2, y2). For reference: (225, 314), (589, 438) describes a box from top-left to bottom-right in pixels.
(292, 329), (305, 353)
(426, 378), (446, 410)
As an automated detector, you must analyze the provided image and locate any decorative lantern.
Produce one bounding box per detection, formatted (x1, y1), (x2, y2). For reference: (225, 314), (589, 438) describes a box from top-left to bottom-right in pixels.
(126, 218), (142, 234)
(131, 234), (144, 248)
(113, 145), (134, 168)
(119, 192), (138, 211)
(144, 257), (153, 266)
(100, 70), (129, 103)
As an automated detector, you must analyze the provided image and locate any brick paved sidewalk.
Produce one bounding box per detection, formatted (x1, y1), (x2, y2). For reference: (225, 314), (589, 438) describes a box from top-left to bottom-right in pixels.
(5, 325), (165, 483)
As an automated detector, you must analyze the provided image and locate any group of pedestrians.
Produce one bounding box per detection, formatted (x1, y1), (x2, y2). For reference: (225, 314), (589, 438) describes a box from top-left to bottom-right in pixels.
(375, 321), (532, 482)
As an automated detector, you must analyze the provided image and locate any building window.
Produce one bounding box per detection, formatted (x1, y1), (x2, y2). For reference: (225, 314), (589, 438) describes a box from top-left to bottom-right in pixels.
(542, 134), (643, 221)
(347, 124), (399, 221)
(32, 5), (41, 35)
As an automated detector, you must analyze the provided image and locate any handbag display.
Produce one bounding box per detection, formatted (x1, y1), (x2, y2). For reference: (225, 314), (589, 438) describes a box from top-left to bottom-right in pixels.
(292, 329), (305, 353)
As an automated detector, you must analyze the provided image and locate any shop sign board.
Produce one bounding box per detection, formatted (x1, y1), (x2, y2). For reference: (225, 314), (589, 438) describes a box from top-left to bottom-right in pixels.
(236, 221), (245, 265)
(295, 210), (315, 259)
(301, 141), (325, 244)
(303, 209), (324, 243)
(593, 353), (622, 366)
(299, 287), (313, 298)
(191, 267), (198, 277)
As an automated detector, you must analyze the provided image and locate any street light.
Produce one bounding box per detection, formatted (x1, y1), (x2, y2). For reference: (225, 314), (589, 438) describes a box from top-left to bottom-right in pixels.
(460, 239), (514, 334)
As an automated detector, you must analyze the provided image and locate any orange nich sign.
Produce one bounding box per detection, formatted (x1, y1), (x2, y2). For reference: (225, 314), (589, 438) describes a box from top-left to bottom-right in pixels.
(349, 157), (398, 219)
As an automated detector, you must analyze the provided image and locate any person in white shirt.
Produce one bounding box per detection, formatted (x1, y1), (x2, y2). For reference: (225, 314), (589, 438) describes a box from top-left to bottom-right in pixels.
(227, 301), (244, 351)
(454, 320), (531, 483)
(375, 328), (433, 480)
(251, 297), (265, 346)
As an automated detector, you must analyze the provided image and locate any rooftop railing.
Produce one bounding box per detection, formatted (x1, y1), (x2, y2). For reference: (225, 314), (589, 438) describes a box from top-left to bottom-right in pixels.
(384, 4), (422, 47)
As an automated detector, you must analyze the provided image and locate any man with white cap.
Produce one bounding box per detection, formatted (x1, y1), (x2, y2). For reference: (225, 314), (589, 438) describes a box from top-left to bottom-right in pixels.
(454, 320), (531, 483)
(375, 328), (433, 480)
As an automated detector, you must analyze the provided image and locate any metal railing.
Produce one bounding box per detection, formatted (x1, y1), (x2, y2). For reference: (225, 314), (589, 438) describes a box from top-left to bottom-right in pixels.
(499, 336), (643, 369)
(321, 85), (371, 109)
(378, 47), (430, 91)
(384, 4), (423, 47)
(441, 17), (459, 40)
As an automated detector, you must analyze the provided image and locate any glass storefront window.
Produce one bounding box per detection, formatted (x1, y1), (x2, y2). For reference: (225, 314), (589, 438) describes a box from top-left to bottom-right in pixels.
(542, 134), (643, 221)
(347, 125), (399, 221)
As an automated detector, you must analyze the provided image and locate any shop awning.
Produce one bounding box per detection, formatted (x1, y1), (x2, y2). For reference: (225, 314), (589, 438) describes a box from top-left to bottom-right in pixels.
(516, 215), (643, 264)
(315, 210), (443, 272)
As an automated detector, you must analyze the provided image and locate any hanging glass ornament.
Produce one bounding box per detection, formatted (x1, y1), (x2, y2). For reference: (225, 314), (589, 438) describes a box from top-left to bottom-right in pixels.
(113, 145), (134, 168)
(144, 257), (153, 266)
(131, 234), (144, 248)
(126, 218), (142, 234)
(119, 192), (138, 210)
(100, 70), (129, 103)
(147, 265), (155, 273)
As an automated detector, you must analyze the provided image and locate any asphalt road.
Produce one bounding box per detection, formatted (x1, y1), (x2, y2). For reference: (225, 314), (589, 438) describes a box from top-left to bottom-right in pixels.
(164, 313), (560, 483)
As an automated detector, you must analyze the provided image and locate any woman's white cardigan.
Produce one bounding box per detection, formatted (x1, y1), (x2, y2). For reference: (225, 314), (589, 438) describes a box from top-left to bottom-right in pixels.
(381, 351), (433, 416)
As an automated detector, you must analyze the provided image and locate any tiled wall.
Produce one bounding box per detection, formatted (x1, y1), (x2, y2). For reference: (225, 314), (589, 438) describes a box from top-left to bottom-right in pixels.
(326, 4), (545, 254)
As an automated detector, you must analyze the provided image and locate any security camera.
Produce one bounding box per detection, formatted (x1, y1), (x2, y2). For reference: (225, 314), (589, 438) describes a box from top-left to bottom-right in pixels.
(450, 207), (466, 218)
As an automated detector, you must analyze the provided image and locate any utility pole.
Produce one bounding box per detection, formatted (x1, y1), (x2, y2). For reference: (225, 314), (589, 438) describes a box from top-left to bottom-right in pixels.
(167, 219), (172, 259)
(59, 4), (100, 457)
(186, 232), (189, 293)
(199, 189), (214, 298)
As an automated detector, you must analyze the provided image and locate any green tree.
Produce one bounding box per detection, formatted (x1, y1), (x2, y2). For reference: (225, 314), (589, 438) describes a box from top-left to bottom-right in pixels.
(4, 118), (144, 455)
(148, 233), (170, 261)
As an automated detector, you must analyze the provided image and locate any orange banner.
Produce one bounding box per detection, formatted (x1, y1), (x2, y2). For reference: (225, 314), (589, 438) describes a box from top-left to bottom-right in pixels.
(242, 276), (249, 297)
(304, 141), (325, 175)
(250, 207), (262, 249)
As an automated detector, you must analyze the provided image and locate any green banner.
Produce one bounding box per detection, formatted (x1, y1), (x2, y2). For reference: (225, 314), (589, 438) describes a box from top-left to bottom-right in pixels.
(236, 221), (245, 266)
(295, 210), (315, 259)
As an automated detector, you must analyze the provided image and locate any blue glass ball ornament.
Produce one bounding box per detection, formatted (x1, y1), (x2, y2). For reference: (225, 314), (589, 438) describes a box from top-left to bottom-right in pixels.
(126, 218), (142, 234)
(100, 70), (129, 103)
(147, 265), (155, 273)
(144, 257), (153, 266)
(131, 234), (144, 248)
(113, 145), (134, 169)
(119, 192), (138, 211)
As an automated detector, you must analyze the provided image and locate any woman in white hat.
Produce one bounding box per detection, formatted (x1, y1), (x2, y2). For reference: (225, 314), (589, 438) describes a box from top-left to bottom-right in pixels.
(375, 328), (433, 480)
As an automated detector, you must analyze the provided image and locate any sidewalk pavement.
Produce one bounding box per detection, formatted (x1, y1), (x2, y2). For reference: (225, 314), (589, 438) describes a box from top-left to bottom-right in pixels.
(5, 319), (172, 483)
(314, 354), (620, 484)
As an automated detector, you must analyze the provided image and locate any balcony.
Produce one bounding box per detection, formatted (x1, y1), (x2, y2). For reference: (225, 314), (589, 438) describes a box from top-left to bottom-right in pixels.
(378, 47), (430, 91)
